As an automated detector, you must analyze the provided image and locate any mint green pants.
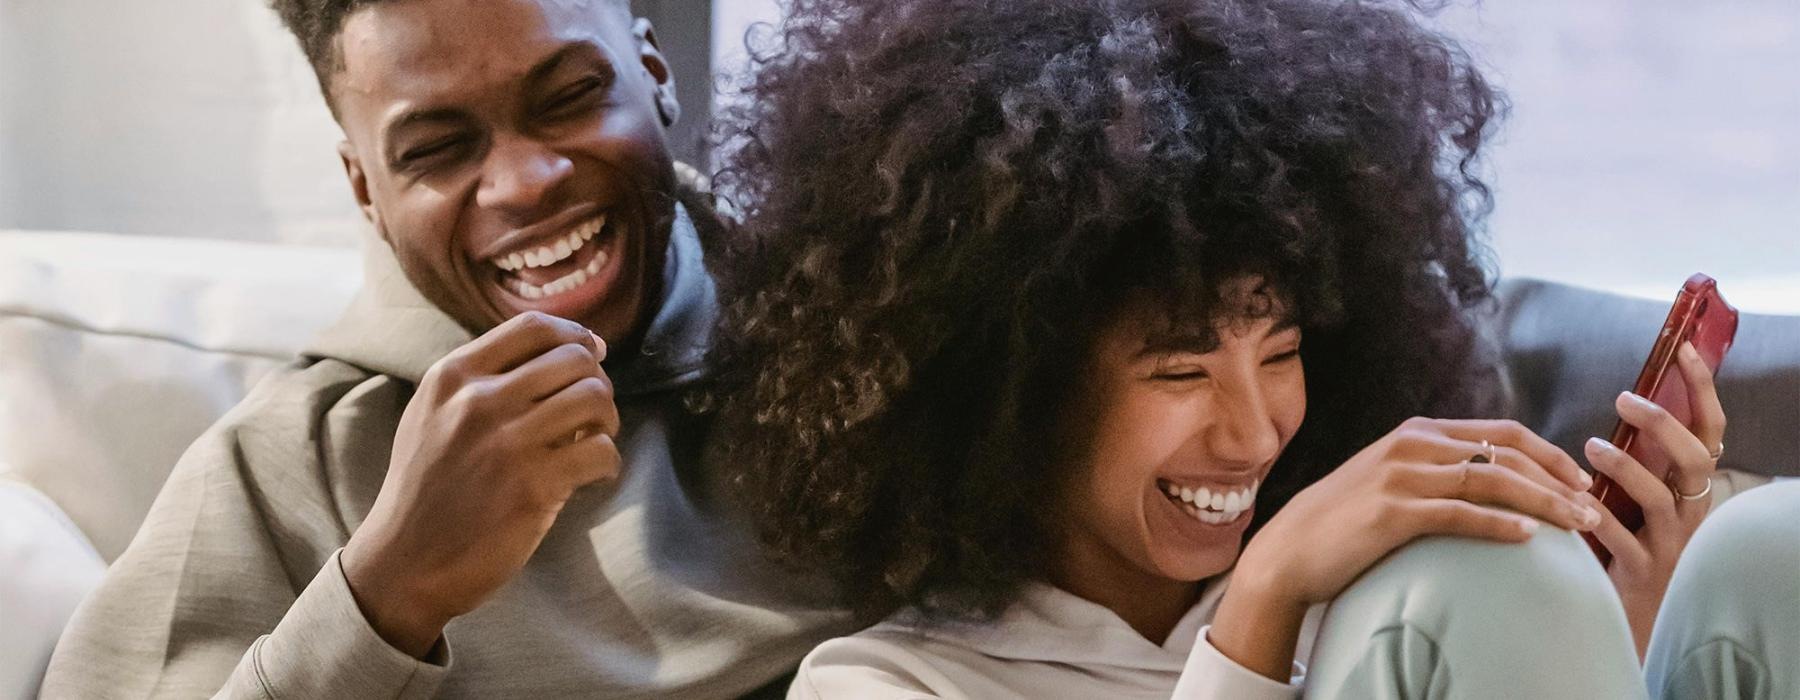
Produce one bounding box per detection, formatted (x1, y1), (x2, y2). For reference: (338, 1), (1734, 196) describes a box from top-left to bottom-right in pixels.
(1301, 480), (1798, 699)
(1644, 480), (1800, 700)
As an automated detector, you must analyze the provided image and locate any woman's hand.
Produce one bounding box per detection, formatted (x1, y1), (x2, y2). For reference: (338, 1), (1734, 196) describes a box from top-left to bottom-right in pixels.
(1582, 341), (1726, 658)
(1208, 417), (1600, 682)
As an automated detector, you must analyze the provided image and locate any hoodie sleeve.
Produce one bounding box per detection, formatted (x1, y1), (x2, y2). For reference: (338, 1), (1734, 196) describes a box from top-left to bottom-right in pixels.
(40, 367), (449, 699)
(1171, 626), (1301, 700)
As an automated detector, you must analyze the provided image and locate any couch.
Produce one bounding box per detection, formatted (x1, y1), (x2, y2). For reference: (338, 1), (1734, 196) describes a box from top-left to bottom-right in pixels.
(2, 229), (1795, 697)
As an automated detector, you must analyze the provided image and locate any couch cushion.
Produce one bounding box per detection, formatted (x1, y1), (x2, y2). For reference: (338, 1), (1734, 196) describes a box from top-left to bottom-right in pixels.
(0, 478), (106, 698)
(0, 231), (361, 560)
(1495, 278), (1800, 480)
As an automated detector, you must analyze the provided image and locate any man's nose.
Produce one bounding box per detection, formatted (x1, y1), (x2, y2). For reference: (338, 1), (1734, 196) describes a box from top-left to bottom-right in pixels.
(476, 134), (574, 216)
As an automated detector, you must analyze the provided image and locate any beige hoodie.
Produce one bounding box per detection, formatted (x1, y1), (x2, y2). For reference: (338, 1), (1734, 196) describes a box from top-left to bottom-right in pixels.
(42, 198), (851, 699)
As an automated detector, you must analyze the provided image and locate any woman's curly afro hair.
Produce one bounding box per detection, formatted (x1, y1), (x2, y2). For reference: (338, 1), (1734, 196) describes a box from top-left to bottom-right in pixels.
(706, 0), (1511, 623)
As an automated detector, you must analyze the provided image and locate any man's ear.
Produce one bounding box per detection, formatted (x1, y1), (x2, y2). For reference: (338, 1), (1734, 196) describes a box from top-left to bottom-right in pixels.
(338, 140), (387, 241)
(632, 18), (680, 128)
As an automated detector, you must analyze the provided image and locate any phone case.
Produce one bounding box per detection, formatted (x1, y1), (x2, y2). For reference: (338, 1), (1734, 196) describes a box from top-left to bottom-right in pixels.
(1584, 273), (1738, 563)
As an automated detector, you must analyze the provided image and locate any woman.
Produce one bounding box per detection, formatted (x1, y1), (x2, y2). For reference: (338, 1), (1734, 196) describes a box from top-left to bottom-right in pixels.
(708, 0), (1731, 696)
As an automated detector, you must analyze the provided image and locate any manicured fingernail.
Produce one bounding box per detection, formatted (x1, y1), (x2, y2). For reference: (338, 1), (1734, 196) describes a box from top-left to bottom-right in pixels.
(1577, 470), (1594, 489)
(1518, 518), (1540, 535)
(1580, 505), (1601, 527)
(1587, 437), (1618, 455)
(1619, 391), (1654, 410)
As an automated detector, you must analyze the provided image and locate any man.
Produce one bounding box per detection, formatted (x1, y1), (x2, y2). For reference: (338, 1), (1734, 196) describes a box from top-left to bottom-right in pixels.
(43, 0), (846, 696)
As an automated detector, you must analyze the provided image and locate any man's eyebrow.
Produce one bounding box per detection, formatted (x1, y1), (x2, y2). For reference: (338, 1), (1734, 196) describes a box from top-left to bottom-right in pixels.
(381, 44), (613, 144)
(523, 42), (618, 94)
(386, 108), (467, 138)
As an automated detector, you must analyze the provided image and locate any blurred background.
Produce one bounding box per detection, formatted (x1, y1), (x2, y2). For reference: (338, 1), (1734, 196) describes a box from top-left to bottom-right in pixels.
(0, 0), (1794, 309)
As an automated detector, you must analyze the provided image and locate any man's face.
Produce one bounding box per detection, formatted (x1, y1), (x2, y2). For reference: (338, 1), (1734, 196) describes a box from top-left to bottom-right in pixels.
(331, 0), (678, 341)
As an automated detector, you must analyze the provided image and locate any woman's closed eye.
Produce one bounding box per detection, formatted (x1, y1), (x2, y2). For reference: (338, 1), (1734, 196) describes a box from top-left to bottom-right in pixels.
(1152, 349), (1299, 382)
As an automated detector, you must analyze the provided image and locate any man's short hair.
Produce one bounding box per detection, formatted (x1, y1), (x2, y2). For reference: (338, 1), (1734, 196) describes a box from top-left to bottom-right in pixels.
(268, 0), (632, 110)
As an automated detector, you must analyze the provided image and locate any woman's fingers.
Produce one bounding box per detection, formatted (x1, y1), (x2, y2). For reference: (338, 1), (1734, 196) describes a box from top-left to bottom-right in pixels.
(1614, 390), (1714, 499)
(1422, 418), (1591, 491)
(1670, 341), (1727, 500)
(1585, 437), (1678, 525)
(1401, 498), (1541, 543)
(1675, 342), (1727, 454)
(1406, 461), (1599, 532)
(1581, 491), (1649, 571)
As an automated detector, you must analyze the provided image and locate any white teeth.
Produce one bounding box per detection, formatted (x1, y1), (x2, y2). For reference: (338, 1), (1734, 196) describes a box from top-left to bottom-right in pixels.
(1161, 478), (1261, 523)
(488, 215), (608, 271)
(513, 248), (609, 301)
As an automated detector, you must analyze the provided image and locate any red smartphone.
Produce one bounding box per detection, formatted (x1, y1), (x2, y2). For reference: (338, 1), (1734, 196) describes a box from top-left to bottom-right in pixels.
(1583, 273), (1738, 564)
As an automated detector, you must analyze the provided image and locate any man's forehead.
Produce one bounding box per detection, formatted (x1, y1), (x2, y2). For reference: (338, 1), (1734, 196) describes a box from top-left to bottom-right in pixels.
(334, 0), (627, 108)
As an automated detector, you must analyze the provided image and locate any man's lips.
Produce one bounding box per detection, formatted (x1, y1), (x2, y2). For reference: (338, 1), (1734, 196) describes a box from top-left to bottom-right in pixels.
(488, 214), (620, 301)
(473, 204), (607, 262)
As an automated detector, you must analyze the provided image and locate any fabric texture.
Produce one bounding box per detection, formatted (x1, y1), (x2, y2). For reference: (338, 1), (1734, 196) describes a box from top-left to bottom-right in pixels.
(791, 526), (1650, 699)
(1644, 479), (1800, 700)
(40, 198), (852, 699)
(0, 478), (106, 699)
(790, 580), (1322, 700)
(0, 231), (361, 560)
(1303, 528), (1646, 699)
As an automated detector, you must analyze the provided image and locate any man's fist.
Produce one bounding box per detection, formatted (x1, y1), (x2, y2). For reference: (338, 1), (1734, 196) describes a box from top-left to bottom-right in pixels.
(343, 312), (621, 656)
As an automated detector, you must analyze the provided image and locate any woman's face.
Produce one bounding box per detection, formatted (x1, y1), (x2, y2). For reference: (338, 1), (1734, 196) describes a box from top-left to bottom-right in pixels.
(1057, 283), (1307, 588)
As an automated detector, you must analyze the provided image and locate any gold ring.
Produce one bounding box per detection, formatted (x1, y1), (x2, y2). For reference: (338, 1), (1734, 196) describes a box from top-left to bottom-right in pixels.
(1468, 439), (1495, 464)
(1673, 477), (1713, 501)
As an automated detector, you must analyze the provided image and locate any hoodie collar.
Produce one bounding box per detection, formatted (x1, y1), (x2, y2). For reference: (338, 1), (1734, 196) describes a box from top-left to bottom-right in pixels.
(304, 202), (717, 397)
(884, 578), (1229, 673)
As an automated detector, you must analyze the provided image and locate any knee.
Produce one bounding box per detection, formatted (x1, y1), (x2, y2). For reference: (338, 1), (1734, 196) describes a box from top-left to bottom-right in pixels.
(1678, 480), (1800, 581)
(1344, 527), (1625, 634)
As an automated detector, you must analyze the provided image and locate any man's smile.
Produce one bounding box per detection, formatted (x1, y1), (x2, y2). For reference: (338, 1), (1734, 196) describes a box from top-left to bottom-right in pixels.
(476, 207), (633, 322)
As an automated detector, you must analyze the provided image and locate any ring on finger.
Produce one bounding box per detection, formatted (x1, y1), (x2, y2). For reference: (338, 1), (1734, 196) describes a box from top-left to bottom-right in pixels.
(1672, 477), (1713, 502)
(1466, 439), (1496, 465)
